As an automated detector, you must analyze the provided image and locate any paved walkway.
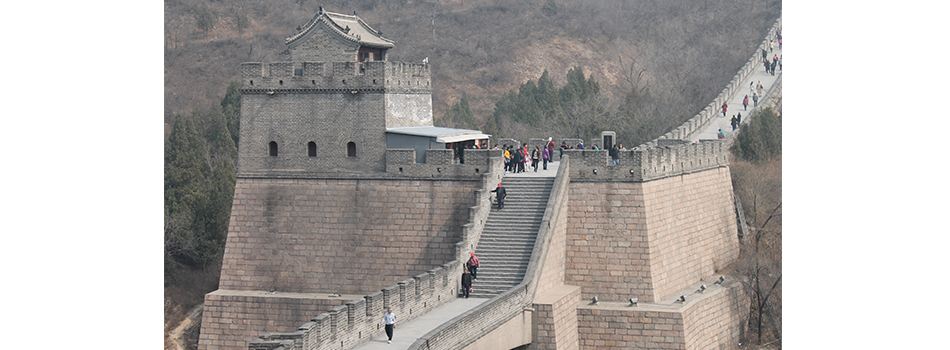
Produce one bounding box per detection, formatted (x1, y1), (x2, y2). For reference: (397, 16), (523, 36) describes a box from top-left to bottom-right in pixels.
(503, 157), (560, 178)
(692, 43), (783, 141)
(356, 297), (489, 350)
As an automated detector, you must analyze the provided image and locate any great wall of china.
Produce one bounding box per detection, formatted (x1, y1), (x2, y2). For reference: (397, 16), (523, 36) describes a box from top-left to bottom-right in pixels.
(197, 9), (782, 350)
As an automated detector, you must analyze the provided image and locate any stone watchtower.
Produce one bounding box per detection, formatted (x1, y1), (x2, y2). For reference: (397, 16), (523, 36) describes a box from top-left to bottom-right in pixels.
(237, 7), (432, 176)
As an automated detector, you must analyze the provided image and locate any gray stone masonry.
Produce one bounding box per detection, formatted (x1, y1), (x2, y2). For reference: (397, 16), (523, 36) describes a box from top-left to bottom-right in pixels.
(470, 177), (555, 298)
(237, 59), (433, 178)
(563, 140), (728, 182)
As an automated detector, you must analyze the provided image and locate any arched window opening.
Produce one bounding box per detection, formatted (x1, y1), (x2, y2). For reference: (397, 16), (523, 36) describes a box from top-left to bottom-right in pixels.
(347, 142), (356, 157)
(269, 141), (278, 156)
(308, 142), (317, 157)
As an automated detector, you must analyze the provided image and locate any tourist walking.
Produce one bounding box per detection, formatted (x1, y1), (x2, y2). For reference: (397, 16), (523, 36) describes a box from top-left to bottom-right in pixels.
(466, 252), (480, 280)
(461, 270), (473, 298)
(730, 116), (737, 131)
(542, 146), (551, 170)
(743, 95), (749, 111)
(380, 308), (396, 344)
(721, 102), (728, 117)
(491, 183), (506, 210)
(752, 93), (758, 107)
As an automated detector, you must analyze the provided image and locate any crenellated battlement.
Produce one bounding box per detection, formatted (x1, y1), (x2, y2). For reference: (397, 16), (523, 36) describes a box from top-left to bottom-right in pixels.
(384, 149), (503, 179)
(565, 139), (728, 181)
(247, 261), (460, 350)
(241, 61), (431, 94)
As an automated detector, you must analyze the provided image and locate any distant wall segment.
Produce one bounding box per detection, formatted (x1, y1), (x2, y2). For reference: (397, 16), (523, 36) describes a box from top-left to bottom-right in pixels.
(642, 16), (782, 147)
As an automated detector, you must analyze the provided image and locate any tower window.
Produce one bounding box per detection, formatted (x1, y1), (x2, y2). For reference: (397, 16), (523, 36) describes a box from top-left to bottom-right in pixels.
(347, 142), (356, 157)
(269, 141), (278, 156)
(295, 68), (303, 76)
(308, 142), (317, 157)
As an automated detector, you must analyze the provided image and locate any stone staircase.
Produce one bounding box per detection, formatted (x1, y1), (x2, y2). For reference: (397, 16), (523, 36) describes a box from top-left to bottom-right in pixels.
(469, 177), (554, 298)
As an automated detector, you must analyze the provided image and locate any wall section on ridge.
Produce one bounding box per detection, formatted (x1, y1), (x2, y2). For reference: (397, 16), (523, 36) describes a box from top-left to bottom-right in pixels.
(219, 177), (478, 294)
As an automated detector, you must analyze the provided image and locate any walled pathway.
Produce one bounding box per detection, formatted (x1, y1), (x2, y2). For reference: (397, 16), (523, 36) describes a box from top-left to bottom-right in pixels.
(354, 162), (558, 349)
(504, 158), (559, 178)
(692, 43), (783, 141)
(356, 297), (489, 350)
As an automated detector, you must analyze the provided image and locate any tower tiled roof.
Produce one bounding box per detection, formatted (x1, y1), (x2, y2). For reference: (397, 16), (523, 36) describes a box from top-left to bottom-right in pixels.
(286, 7), (395, 49)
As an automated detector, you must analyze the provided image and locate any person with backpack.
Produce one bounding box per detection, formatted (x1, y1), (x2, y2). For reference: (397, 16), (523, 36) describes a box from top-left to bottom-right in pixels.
(466, 252), (480, 280)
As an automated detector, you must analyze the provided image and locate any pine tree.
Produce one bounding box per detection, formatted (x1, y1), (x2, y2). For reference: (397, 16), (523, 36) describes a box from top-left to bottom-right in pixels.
(730, 108), (782, 162)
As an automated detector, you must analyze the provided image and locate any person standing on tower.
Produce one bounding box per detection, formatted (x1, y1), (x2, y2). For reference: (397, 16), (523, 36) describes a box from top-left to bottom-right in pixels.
(546, 137), (556, 162)
(542, 145), (551, 170)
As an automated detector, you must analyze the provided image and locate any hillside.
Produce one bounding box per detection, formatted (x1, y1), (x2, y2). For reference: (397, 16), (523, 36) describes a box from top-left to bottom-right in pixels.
(165, 0), (781, 138)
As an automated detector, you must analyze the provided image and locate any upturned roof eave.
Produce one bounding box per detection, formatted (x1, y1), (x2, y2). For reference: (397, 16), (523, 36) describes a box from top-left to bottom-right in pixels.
(285, 11), (394, 50)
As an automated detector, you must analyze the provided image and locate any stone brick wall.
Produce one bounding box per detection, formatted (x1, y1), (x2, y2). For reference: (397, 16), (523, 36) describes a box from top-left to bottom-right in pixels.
(233, 261), (462, 350)
(535, 181), (569, 297)
(198, 290), (350, 350)
(566, 163), (738, 303)
(573, 278), (746, 350)
(237, 60), (433, 178)
(642, 167), (738, 302)
(682, 282), (747, 350)
(236, 92), (389, 175)
(566, 181), (655, 301)
(577, 307), (685, 349)
(218, 177), (478, 294)
(564, 140), (729, 182)
(531, 286), (581, 350)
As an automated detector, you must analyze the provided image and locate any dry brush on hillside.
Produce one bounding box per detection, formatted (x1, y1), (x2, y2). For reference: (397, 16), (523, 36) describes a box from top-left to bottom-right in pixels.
(165, 0), (781, 138)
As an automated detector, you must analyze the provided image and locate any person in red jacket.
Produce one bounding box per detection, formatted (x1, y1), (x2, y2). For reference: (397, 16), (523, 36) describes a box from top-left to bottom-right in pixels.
(743, 95), (749, 111)
(721, 102), (728, 117)
(467, 252), (480, 280)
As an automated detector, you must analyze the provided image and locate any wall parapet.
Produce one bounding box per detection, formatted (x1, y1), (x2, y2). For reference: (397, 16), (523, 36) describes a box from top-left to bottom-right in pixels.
(563, 140), (728, 182)
(241, 61), (431, 94)
(385, 149), (502, 180)
(406, 157), (572, 350)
